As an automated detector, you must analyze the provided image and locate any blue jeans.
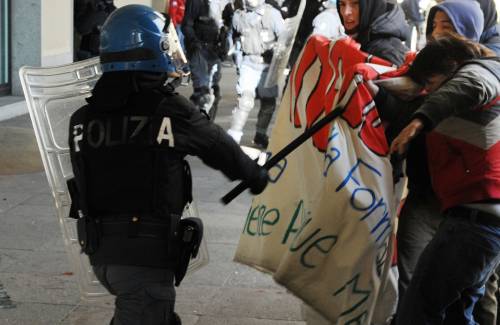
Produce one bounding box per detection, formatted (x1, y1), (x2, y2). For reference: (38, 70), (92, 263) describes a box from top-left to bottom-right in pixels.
(189, 48), (221, 91)
(396, 209), (500, 325)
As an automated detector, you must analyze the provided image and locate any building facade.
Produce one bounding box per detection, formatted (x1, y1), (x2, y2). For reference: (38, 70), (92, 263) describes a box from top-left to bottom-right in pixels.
(1, 0), (166, 97)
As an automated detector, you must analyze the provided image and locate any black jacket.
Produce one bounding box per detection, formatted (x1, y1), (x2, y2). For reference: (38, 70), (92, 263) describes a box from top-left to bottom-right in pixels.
(182, 0), (220, 54)
(339, 0), (409, 66)
(69, 72), (262, 268)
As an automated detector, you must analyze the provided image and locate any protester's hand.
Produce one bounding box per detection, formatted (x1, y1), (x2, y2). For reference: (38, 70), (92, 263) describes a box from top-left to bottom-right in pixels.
(366, 80), (379, 97)
(248, 166), (269, 195)
(390, 118), (424, 155)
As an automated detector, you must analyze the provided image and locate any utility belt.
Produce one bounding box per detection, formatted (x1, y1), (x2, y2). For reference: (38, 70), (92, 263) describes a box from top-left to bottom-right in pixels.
(242, 49), (273, 64)
(75, 212), (203, 286)
(76, 214), (180, 255)
(447, 206), (500, 228)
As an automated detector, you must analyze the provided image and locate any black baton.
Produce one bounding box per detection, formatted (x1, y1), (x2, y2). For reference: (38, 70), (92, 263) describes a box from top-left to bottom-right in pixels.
(221, 107), (345, 204)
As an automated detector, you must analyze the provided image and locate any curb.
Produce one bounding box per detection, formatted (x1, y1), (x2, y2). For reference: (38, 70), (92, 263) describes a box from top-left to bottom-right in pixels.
(0, 100), (28, 122)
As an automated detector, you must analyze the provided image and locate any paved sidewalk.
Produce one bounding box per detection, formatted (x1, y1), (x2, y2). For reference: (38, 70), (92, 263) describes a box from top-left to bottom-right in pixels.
(0, 66), (306, 325)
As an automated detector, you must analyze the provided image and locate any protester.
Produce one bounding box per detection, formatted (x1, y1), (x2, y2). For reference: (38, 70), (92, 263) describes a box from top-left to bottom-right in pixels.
(426, 0), (486, 43)
(68, 5), (268, 324)
(382, 2), (487, 319)
(226, 0), (285, 148)
(391, 32), (500, 325)
(337, 0), (410, 66)
(182, 0), (228, 119)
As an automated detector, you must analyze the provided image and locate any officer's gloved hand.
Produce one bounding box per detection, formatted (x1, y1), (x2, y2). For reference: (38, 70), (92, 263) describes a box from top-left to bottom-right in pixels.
(248, 166), (269, 195)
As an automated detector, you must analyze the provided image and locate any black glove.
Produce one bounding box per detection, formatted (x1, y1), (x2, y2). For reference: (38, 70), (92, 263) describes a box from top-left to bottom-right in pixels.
(262, 49), (274, 64)
(216, 27), (230, 60)
(248, 166), (269, 195)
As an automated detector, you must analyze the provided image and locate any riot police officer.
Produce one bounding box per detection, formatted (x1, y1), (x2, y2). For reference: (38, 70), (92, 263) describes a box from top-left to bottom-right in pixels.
(227, 0), (285, 148)
(68, 5), (268, 325)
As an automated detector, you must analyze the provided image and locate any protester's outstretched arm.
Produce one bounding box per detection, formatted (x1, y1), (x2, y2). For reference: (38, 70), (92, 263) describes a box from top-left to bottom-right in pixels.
(412, 65), (498, 130)
(390, 63), (498, 154)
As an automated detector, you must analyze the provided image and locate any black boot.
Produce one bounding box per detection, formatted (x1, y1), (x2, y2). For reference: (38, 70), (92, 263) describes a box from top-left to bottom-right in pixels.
(171, 312), (182, 325)
(253, 133), (269, 149)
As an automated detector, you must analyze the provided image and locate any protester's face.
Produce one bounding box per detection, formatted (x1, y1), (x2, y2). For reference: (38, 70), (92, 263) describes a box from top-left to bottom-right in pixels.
(423, 73), (448, 93)
(339, 0), (360, 34)
(432, 10), (456, 38)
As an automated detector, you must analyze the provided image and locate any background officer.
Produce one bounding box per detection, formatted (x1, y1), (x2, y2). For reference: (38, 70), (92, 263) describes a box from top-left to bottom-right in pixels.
(227, 0), (285, 148)
(68, 5), (268, 325)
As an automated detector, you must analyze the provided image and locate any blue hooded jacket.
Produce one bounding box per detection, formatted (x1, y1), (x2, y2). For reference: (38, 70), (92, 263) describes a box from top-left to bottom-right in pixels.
(476, 0), (500, 55)
(426, 0), (484, 42)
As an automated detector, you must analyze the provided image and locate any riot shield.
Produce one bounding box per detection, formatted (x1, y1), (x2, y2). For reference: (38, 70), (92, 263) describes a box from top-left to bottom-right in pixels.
(19, 58), (209, 301)
(264, 0), (306, 90)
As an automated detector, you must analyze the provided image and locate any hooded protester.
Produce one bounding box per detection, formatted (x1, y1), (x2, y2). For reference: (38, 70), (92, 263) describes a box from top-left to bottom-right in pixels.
(426, 0), (485, 42)
(476, 0), (500, 54)
(337, 0), (410, 66)
(426, 0), (500, 55)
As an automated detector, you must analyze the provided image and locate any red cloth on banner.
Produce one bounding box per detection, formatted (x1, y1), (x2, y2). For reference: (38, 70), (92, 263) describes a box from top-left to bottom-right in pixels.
(289, 35), (392, 155)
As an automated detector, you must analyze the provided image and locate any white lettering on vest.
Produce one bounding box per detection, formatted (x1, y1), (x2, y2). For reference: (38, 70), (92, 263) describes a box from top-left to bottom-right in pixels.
(73, 124), (84, 152)
(156, 117), (175, 147)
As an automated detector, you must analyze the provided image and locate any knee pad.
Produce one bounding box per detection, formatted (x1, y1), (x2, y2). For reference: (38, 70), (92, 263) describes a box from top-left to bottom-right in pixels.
(238, 91), (255, 113)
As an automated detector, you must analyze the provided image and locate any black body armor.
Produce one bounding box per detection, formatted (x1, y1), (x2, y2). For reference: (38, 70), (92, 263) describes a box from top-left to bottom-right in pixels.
(68, 72), (264, 269)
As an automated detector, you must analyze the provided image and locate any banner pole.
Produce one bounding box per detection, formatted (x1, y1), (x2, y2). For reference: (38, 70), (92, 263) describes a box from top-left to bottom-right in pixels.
(221, 107), (345, 205)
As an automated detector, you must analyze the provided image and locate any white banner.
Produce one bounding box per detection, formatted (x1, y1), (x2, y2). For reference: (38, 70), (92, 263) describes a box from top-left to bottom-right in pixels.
(234, 35), (399, 324)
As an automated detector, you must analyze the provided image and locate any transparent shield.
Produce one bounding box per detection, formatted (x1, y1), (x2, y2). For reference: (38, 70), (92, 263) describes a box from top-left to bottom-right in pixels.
(264, 0), (306, 89)
(167, 21), (188, 71)
(19, 58), (209, 301)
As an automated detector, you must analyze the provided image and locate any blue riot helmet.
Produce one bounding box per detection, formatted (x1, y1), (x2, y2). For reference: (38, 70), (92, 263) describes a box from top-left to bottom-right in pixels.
(99, 4), (187, 74)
